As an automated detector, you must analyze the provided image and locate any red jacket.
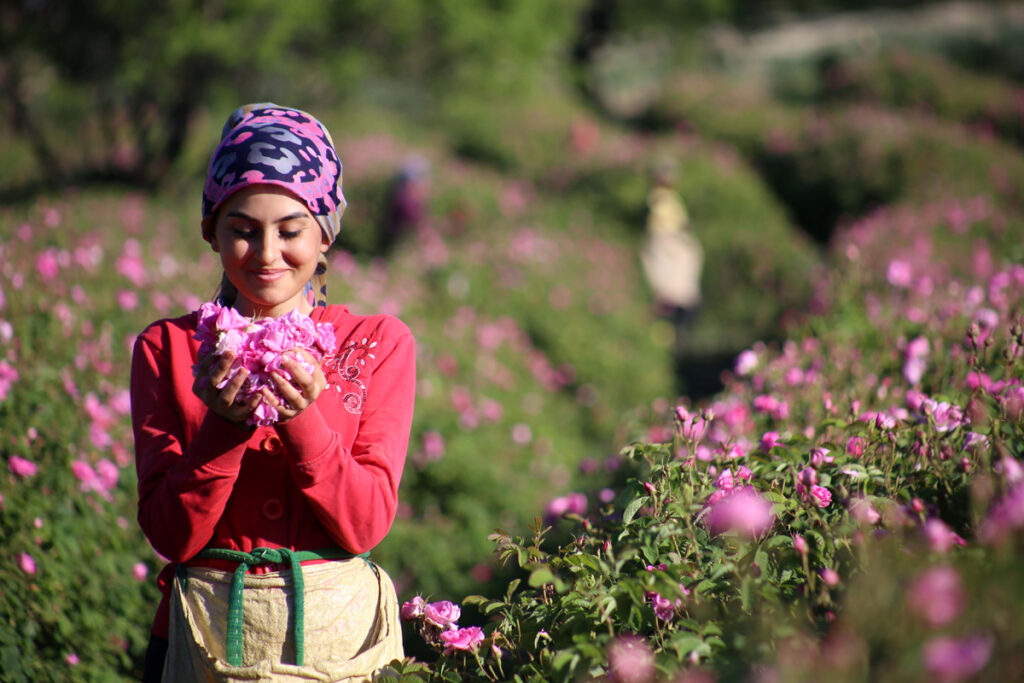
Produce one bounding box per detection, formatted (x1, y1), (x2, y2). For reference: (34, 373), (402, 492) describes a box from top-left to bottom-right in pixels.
(130, 304), (415, 637)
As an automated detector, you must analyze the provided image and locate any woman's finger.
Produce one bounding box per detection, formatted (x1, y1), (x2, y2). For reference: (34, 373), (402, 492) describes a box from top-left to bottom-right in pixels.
(208, 352), (237, 388)
(216, 366), (249, 408)
(278, 355), (320, 398)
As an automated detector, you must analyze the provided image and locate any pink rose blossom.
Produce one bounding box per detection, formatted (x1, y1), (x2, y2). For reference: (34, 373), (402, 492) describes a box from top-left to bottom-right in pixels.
(71, 460), (111, 500)
(793, 534), (809, 555)
(706, 487), (775, 537)
(546, 492), (587, 521)
(439, 625), (484, 654)
(907, 566), (965, 626)
(810, 447), (833, 466)
(401, 595), (426, 621)
(647, 591), (683, 622)
(963, 432), (989, 452)
(19, 552), (36, 575)
(903, 336), (929, 385)
(997, 456), (1024, 484)
(734, 349), (758, 376)
(820, 568), (840, 587)
(849, 498), (880, 525)
(64, 653), (79, 666)
(980, 482), (1024, 544)
(96, 459), (119, 490)
(8, 455), (37, 478)
(798, 467), (818, 487)
(511, 423), (532, 445)
(886, 259), (913, 288)
(846, 436), (866, 457)
(35, 248), (60, 282)
(922, 635), (992, 682)
(132, 562), (149, 582)
(799, 484), (831, 508)
(606, 634), (655, 683)
(923, 518), (966, 553)
(0, 360), (18, 401)
(116, 289), (139, 311)
(752, 394), (778, 414)
(919, 398), (966, 432)
(760, 431), (781, 451)
(714, 441), (747, 460)
(423, 600), (461, 630)
(421, 431), (445, 462)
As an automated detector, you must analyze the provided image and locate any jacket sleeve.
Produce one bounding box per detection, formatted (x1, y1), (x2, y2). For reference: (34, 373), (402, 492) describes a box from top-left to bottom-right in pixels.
(131, 325), (253, 562)
(275, 318), (416, 553)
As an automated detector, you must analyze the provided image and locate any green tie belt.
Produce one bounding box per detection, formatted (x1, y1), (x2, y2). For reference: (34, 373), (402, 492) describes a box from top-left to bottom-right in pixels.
(179, 546), (368, 667)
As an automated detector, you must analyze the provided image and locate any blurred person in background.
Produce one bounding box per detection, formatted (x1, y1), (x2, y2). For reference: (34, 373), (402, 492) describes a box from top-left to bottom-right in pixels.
(379, 155), (431, 255)
(639, 156), (703, 352)
(131, 103), (415, 681)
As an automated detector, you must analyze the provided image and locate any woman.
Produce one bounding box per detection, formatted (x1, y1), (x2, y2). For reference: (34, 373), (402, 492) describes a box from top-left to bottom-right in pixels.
(131, 103), (415, 681)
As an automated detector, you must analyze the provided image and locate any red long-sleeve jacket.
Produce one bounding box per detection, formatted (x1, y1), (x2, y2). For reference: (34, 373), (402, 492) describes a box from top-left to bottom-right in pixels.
(130, 304), (415, 637)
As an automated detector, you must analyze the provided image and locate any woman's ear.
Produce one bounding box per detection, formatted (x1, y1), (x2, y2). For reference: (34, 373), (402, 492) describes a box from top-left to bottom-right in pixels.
(320, 231), (330, 254)
(203, 216), (220, 252)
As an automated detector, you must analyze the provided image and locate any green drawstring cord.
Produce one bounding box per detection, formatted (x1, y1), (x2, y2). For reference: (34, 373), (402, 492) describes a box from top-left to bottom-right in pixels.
(177, 546), (371, 667)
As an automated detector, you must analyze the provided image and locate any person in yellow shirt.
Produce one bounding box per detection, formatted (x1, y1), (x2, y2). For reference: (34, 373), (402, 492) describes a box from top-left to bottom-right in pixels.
(639, 157), (703, 351)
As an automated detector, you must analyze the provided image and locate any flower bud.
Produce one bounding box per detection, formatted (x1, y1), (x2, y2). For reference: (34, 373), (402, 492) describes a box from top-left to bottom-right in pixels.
(793, 534), (809, 555)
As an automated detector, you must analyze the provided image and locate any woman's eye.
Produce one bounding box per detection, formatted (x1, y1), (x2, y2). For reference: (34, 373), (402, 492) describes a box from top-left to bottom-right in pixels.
(231, 228), (256, 239)
(280, 230), (301, 240)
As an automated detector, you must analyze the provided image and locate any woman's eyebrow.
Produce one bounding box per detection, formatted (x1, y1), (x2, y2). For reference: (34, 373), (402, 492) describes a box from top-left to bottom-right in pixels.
(225, 210), (310, 223)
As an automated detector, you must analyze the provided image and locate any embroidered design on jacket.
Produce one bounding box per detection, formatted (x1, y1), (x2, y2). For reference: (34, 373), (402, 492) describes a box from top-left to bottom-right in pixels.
(323, 336), (378, 414)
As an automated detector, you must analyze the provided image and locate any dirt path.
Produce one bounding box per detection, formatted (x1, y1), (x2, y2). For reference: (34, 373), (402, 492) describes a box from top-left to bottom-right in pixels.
(709, 1), (1024, 68)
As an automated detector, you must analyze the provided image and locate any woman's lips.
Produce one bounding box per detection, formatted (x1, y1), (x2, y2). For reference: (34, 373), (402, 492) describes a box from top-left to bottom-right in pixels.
(249, 269), (288, 282)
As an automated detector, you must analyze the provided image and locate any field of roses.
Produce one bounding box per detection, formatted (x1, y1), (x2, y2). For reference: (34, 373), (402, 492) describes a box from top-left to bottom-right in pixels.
(3, 16), (1024, 683)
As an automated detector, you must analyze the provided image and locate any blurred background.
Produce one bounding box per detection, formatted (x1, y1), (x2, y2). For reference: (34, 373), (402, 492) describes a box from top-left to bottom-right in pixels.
(1, 0), (1023, 678)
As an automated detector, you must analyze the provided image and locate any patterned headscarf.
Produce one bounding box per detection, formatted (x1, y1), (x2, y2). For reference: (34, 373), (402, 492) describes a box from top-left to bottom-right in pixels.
(201, 103), (345, 307)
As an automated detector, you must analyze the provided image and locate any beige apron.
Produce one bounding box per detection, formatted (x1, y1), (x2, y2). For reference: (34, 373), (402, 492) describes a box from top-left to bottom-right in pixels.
(164, 558), (403, 682)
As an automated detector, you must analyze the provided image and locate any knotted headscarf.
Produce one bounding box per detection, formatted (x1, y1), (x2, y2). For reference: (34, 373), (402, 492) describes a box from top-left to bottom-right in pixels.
(201, 103), (346, 307)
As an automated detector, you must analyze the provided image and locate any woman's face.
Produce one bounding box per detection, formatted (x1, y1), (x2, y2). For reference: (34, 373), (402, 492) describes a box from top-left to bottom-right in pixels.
(210, 185), (329, 318)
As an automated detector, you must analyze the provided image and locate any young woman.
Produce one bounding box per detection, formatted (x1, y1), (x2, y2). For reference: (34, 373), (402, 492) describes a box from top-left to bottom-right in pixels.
(131, 104), (415, 681)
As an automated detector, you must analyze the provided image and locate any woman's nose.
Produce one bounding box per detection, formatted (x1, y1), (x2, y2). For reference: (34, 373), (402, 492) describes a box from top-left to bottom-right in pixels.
(255, 232), (280, 262)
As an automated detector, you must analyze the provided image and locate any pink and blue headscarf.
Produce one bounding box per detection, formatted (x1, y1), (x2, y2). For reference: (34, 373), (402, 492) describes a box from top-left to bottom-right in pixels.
(201, 103), (345, 306)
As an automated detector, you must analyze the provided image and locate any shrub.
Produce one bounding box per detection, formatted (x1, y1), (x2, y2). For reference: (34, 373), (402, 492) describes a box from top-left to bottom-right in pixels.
(390, 195), (1024, 681)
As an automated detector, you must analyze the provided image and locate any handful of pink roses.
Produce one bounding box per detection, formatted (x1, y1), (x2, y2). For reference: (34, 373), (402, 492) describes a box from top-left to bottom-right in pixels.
(193, 302), (336, 426)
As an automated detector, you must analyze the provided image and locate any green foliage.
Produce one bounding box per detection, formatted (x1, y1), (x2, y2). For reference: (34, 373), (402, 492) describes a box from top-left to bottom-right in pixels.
(396, 189), (1024, 681)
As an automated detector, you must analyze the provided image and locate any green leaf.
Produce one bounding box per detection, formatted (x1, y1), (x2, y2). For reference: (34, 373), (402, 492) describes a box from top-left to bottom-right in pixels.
(764, 534), (793, 549)
(529, 567), (555, 587)
(622, 496), (647, 525)
(551, 649), (579, 672)
(669, 634), (704, 659)
(754, 548), (769, 572)
(740, 576), (754, 612)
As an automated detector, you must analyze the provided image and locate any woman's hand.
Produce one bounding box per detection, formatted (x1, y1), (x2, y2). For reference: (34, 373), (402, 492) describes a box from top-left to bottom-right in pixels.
(262, 348), (328, 421)
(191, 352), (260, 427)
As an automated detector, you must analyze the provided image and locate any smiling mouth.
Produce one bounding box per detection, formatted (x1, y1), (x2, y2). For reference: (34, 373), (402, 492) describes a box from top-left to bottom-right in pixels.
(250, 270), (288, 282)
